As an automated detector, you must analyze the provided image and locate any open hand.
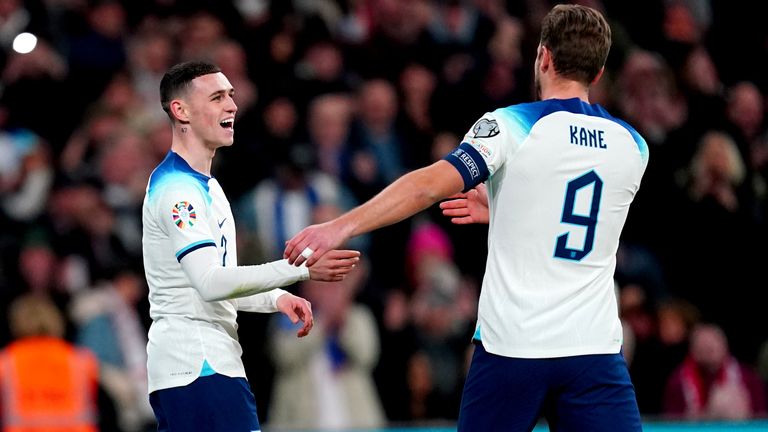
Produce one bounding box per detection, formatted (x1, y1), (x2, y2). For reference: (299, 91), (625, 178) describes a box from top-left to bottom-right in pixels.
(307, 249), (360, 282)
(276, 293), (314, 337)
(439, 183), (490, 224)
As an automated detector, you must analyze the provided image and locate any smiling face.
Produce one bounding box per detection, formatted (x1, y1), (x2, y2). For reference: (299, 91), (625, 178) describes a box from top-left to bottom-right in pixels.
(175, 72), (237, 150)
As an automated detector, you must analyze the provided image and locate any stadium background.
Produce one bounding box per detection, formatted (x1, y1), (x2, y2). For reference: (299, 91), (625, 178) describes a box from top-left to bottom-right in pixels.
(1, 0), (768, 430)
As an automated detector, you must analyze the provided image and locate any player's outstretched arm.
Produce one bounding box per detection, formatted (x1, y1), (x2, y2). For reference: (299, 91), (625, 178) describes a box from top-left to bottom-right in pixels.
(284, 160), (465, 267)
(276, 292), (314, 337)
(180, 246), (356, 302)
(439, 183), (489, 224)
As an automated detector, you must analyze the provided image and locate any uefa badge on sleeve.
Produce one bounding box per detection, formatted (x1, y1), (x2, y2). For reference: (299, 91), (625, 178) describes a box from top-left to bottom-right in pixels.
(172, 201), (196, 229)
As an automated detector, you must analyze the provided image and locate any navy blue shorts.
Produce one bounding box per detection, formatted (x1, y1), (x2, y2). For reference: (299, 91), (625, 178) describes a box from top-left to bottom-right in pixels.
(458, 342), (641, 432)
(149, 374), (261, 432)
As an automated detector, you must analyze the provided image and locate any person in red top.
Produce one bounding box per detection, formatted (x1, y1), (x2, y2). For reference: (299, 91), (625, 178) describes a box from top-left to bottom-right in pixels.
(664, 323), (766, 419)
(0, 294), (99, 432)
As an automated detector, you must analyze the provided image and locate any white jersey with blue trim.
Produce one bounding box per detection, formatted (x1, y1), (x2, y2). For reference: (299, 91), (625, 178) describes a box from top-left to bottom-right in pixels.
(444, 98), (649, 358)
(142, 151), (305, 393)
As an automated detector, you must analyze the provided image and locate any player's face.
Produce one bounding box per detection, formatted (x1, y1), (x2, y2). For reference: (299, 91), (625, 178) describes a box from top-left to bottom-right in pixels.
(186, 72), (237, 149)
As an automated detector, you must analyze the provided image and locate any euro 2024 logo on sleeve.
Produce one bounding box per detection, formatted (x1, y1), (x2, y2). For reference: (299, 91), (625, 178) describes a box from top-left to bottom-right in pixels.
(172, 201), (196, 229)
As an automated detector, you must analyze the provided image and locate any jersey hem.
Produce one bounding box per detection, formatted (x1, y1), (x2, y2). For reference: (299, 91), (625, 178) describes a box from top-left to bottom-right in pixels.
(478, 341), (622, 359)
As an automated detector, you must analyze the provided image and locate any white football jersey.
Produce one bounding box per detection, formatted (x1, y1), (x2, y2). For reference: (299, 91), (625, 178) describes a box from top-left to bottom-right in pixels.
(142, 151), (302, 392)
(444, 98), (648, 358)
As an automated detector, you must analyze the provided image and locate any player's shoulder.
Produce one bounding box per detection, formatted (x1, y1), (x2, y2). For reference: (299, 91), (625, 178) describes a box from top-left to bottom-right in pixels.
(500, 99), (647, 154)
(147, 151), (212, 204)
(490, 100), (569, 134)
(496, 98), (613, 124)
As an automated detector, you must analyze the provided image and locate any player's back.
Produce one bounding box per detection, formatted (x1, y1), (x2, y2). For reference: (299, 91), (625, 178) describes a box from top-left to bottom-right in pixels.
(477, 98), (648, 358)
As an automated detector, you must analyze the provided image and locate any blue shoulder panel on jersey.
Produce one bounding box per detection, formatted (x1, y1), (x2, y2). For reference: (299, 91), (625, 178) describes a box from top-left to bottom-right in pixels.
(610, 118), (649, 165)
(175, 239), (217, 262)
(495, 101), (543, 145)
(505, 98), (649, 164)
(147, 151), (213, 204)
(443, 142), (490, 192)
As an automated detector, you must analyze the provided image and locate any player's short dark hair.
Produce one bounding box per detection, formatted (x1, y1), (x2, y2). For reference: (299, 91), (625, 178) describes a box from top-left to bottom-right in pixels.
(540, 4), (611, 85)
(160, 61), (221, 120)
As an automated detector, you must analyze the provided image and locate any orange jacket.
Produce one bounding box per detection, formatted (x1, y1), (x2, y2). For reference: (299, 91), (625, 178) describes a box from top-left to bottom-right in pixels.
(0, 337), (98, 432)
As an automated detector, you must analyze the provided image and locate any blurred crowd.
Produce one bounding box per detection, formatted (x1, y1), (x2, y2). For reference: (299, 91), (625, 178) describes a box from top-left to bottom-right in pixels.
(1, 0), (768, 430)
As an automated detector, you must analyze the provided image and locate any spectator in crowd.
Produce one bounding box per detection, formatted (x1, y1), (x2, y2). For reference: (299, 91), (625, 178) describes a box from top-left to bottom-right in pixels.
(407, 259), (475, 420)
(398, 63), (438, 168)
(69, 270), (154, 432)
(305, 93), (355, 181)
(0, 127), (53, 225)
(293, 40), (351, 111)
(664, 323), (766, 419)
(127, 30), (174, 119)
(178, 11), (226, 62)
(238, 145), (353, 261)
(268, 260), (385, 429)
(0, 294), (102, 431)
(98, 131), (154, 255)
(348, 78), (409, 201)
(212, 39), (258, 115)
(66, 0), (128, 116)
(628, 296), (701, 414)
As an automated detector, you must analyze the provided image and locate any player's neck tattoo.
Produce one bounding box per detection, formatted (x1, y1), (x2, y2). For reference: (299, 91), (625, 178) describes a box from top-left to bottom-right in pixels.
(181, 127), (187, 133)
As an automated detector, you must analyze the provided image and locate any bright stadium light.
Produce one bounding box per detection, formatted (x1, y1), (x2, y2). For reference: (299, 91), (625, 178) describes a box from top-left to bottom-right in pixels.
(12, 32), (38, 54)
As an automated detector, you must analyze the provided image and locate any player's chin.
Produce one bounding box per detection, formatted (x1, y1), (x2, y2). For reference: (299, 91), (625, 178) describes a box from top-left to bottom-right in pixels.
(219, 130), (235, 145)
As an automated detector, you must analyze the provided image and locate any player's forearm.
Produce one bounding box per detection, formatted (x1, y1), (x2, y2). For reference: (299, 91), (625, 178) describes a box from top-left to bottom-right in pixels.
(236, 289), (288, 312)
(181, 249), (309, 302)
(340, 161), (463, 237)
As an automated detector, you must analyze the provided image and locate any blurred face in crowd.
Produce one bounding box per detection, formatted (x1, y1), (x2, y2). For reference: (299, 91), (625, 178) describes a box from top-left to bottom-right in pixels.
(727, 82), (764, 139)
(89, 0), (126, 39)
(215, 40), (248, 78)
(400, 64), (436, 100)
(264, 98), (298, 139)
(690, 325), (729, 374)
(359, 80), (398, 129)
(20, 245), (57, 293)
(694, 131), (744, 186)
(304, 42), (343, 82)
(309, 95), (352, 149)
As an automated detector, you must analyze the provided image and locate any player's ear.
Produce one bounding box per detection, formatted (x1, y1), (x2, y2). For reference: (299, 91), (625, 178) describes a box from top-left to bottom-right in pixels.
(170, 99), (190, 124)
(538, 45), (551, 74)
(591, 66), (605, 85)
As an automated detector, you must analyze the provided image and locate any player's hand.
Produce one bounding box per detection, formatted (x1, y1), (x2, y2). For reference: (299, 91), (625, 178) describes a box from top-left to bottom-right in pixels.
(284, 220), (351, 266)
(307, 249), (360, 282)
(276, 293), (314, 337)
(439, 183), (490, 224)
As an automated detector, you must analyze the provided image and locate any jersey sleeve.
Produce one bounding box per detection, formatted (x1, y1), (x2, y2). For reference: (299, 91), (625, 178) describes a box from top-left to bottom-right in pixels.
(235, 289), (288, 313)
(180, 249), (309, 302)
(152, 178), (217, 262)
(442, 111), (511, 191)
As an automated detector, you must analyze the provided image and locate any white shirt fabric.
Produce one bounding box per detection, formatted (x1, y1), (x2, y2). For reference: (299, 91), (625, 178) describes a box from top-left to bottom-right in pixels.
(444, 98), (649, 358)
(142, 151), (309, 393)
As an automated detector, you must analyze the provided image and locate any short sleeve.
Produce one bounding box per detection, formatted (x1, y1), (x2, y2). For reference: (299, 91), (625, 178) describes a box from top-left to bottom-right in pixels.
(152, 178), (216, 262)
(443, 111), (511, 191)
